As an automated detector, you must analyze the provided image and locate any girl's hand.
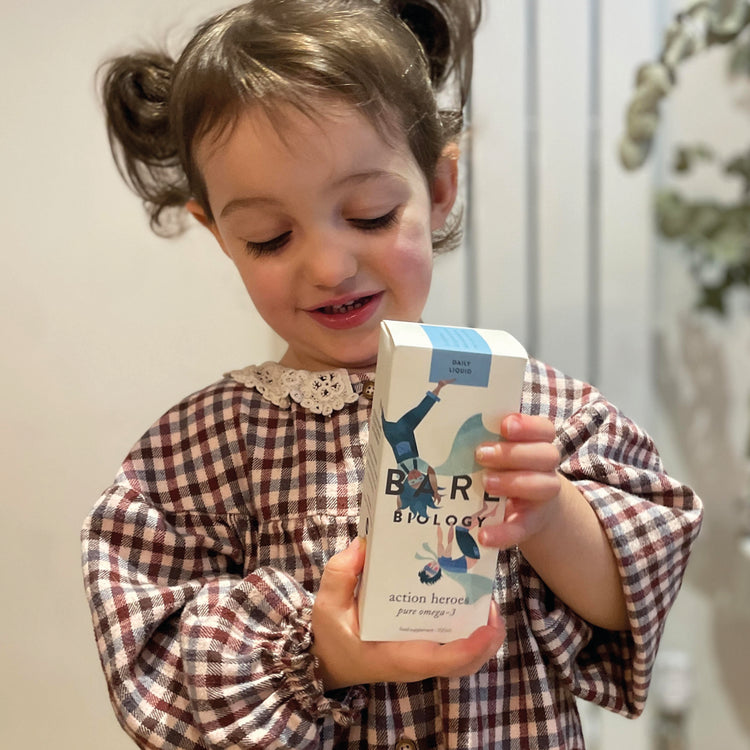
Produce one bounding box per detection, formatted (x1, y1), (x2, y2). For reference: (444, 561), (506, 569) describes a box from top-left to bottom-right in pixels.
(311, 538), (505, 691)
(474, 413), (630, 631)
(475, 414), (562, 550)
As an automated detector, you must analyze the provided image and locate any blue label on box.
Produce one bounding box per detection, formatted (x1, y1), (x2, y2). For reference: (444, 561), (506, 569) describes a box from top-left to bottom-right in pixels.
(421, 324), (491, 387)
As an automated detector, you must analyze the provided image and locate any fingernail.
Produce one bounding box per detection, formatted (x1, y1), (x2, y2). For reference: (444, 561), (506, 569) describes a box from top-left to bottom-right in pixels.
(482, 468), (500, 489)
(475, 445), (490, 462)
(503, 414), (522, 439)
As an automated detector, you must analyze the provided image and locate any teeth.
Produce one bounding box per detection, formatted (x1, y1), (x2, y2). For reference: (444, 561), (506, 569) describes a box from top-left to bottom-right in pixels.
(321, 296), (370, 314)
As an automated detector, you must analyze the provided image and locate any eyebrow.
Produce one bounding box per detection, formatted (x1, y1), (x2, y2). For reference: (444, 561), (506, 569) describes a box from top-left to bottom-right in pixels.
(218, 169), (406, 219)
(220, 195), (281, 219)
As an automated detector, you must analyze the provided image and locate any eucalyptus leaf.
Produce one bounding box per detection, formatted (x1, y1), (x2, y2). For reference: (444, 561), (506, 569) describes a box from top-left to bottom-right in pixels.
(674, 144), (715, 172)
(707, 0), (750, 39)
(724, 151), (750, 189)
(728, 37), (750, 74)
(627, 110), (659, 140)
(621, 0), (750, 323)
(690, 202), (724, 237)
(619, 136), (651, 170)
(655, 190), (693, 237)
(703, 227), (749, 264)
(635, 62), (673, 94)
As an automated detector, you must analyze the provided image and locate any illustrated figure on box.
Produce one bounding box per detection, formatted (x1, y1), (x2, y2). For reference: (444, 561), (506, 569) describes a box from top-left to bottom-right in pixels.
(433, 412), (501, 476)
(394, 410), (503, 521)
(395, 468), (442, 520)
(416, 502), (501, 603)
(382, 378), (454, 513)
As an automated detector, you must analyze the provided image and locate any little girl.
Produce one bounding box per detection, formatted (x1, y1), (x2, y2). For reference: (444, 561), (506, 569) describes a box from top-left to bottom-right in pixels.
(82, 1), (703, 748)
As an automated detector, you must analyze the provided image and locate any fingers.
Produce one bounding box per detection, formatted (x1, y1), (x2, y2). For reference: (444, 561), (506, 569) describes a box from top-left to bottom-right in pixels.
(433, 617), (507, 678)
(479, 515), (530, 549)
(483, 469), (561, 502)
(476, 442), (560, 472)
(376, 614), (506, 682)
(316, 537), (366, 610)
(501, 413), (556, 442)
(474, 415), (563, 551)
(487, 598), (502, 629)
(311, 539), (367, 690)
(314, 539), (506, 688)
(475, 414), (560, 474)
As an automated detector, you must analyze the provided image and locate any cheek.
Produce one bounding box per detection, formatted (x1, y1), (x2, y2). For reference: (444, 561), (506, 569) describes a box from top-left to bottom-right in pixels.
(391, 239), (433, 301)
(231, 258), (285, 319)
(390, 221), (434, 280)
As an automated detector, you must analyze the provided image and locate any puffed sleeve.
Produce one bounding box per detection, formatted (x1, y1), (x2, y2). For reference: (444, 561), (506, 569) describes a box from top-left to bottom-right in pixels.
(520, 359), (703, 717)
(81, 383), (365, 749)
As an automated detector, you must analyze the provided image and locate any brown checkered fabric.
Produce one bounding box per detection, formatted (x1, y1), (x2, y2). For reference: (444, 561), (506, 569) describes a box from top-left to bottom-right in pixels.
(82, 359), (702, 749)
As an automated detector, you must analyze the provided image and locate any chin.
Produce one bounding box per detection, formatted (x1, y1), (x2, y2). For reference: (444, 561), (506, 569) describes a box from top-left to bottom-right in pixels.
(335, 349), (378, 372)
(348, 358), (378, 373)
(330, 332), (380, 370)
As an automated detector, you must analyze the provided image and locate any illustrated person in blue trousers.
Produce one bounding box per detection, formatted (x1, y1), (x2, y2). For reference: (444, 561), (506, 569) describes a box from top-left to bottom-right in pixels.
(382, 378), (454, 514)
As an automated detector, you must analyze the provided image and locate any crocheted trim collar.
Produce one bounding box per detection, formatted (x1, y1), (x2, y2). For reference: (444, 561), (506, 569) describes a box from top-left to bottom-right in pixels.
(228, 362), (373, 416)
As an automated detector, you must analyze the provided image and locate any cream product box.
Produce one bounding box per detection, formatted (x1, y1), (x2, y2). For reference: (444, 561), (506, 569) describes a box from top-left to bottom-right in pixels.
(357, 320), (528, 642)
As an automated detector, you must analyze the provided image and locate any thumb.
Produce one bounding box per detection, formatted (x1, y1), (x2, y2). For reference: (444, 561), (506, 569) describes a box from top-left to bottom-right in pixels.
(479, 506), (530, 549)
(479, 520), (527, 549)
(317, 537), (366, 608)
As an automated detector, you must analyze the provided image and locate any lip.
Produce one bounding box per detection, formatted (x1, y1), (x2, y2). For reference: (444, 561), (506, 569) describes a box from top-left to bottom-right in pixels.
(305, 291), (384, 330)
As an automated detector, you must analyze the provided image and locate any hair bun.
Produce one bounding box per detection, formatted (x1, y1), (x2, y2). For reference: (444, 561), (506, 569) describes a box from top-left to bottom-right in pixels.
(108, 54), (174, 157)
(101, 51), (188, 233)
(389, 0), (451, 85)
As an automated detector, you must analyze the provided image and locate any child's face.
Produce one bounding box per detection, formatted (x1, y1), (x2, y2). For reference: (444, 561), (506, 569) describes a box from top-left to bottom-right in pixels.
(407, 470), (424, 488)
(189, 100), (457, 372)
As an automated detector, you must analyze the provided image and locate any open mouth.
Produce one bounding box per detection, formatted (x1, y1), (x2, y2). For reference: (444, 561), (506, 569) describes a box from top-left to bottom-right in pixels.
(317, 295), (375, 315)
(307, 292), (382, 330)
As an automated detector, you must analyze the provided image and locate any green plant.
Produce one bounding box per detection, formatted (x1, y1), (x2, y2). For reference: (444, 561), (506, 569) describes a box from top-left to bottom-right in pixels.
(620, 0), (750, 315)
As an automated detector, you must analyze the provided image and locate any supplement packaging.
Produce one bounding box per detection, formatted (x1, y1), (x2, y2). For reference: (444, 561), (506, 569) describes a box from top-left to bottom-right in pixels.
(358, 320), (528, 641)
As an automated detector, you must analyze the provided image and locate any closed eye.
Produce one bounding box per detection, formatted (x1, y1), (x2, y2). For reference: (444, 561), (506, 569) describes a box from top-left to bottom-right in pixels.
(245, 231), (291, 256)
(348, 208), (399, 232)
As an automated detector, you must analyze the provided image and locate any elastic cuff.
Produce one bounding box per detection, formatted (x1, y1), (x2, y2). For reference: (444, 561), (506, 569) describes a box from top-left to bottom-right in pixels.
(282, 606), (367, 726)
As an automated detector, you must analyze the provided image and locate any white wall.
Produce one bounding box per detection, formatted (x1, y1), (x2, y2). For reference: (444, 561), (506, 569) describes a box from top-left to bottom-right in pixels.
(3, 2), (746, 748)
(648, 9), (750, 747)
(428, 0), (661, 435)
(1, 2), (276, 747)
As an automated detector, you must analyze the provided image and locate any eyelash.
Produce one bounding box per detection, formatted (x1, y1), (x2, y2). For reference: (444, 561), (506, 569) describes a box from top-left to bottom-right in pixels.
(245, 232), (291, 256)
(348, 208), (399, 232)
(244, 209), (399, 257)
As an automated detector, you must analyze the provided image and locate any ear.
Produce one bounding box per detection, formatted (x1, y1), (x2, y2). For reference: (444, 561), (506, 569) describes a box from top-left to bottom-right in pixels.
(186, 199), (230, 257)
(429, 143), (459, 231)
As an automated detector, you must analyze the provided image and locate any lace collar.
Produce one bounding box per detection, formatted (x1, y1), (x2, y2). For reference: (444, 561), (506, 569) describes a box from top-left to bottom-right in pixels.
(228, 361), (374, 416)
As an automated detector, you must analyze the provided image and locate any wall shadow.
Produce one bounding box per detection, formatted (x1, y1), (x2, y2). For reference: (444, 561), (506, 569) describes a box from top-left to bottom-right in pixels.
(656, 310), (750, 738)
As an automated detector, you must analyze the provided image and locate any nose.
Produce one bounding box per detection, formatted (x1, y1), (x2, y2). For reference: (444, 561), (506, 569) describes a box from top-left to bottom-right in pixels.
(300, 229), (359, 288)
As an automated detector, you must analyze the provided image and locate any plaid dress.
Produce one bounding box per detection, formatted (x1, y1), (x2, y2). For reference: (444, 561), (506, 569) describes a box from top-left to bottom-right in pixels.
(81, 358), (702, 749)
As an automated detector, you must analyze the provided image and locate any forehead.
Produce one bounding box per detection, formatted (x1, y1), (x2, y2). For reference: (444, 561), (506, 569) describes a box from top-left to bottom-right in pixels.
(193, 98), (427, 214)
(195, 98), (408, 173)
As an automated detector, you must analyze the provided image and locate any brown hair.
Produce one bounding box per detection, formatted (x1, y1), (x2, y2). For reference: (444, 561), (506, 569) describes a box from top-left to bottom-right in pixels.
(101, 0), (481, 251)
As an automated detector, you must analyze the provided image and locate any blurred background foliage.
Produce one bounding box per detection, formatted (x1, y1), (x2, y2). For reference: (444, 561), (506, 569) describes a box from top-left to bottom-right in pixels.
(620, 0), (750, 318)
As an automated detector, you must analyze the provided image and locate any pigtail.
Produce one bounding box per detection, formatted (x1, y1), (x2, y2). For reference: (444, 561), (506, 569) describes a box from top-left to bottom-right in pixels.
(385, 0), (480, 254)
(388, 0), (481, 110)
(100, 52), (190, 235)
